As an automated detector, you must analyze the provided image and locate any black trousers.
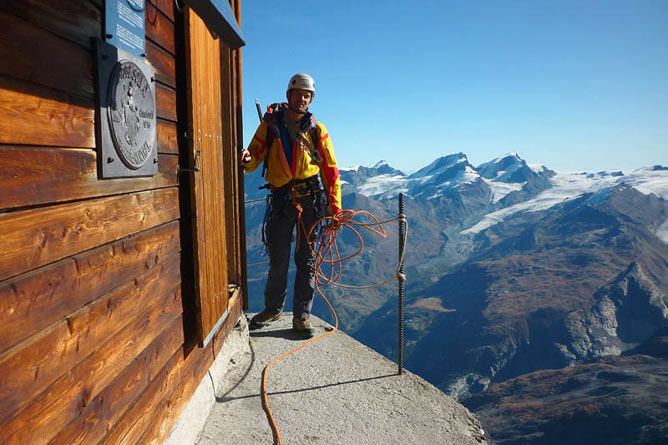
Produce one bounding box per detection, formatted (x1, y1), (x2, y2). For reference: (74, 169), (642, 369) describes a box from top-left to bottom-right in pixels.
(263, 194), (319, 318)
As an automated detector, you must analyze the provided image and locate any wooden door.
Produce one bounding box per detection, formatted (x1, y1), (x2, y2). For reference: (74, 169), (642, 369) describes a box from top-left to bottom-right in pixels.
(185, 8), (229, 345)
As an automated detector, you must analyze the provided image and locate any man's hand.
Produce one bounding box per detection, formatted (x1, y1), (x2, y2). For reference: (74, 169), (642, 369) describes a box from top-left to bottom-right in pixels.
(240, 149), (252, 164)
(331, 208), (346, 229)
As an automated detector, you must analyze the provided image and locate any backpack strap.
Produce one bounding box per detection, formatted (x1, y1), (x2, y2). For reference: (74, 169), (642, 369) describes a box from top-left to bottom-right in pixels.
(309, 126), (319, 160)
(260, 109), (320, 181)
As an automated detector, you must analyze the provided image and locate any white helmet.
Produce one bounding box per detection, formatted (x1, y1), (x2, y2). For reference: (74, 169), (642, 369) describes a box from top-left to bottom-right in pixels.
(287, 73), (315, 96)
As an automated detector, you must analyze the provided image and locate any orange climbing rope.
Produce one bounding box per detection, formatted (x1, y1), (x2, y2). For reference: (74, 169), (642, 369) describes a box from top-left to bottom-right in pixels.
(260, 209), (397, 445)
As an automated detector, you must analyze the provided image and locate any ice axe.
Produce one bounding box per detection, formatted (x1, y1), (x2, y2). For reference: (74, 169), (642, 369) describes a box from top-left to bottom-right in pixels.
(255, 98), (262, 122)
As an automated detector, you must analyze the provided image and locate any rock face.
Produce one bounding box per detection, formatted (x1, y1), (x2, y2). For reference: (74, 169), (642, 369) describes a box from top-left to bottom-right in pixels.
(565, 262), (668, 360)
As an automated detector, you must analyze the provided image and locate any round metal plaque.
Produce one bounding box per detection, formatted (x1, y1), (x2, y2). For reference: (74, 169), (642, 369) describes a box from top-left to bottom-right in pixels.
(107, 60), (156, 170)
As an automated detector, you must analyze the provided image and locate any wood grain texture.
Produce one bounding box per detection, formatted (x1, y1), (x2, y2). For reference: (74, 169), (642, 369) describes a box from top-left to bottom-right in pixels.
(50, 316), (184, 445)
(103, 343), (184, 444)
(148, 0), (175, 22)
(157, 119), (179, 154)
(0, 0), (102, 48)
(0, 76), (95, 148)
(0, 283), (182, 445)
(156, 82), (178, 122)
(146, 39), (176, 88)
(146, 1), (175, 55)
(107, 290), (243, 444)
(220, 43), (242, 286)
(138, 290), (243, 444)
(0, 220), (180, 355)
(0, 256), (181, 426)
(0, 148), (178, 210)
(0, 12), (94, 99)
(0, 188), (180, 282)
(186, 9), (229, 344)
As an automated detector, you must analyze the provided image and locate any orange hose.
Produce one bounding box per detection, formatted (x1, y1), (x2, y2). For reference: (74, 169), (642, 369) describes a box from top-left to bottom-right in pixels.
(260, 209), (388, 445)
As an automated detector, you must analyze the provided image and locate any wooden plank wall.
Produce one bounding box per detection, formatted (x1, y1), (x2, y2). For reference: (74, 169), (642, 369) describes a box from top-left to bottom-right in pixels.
(0, 0), (244, 443)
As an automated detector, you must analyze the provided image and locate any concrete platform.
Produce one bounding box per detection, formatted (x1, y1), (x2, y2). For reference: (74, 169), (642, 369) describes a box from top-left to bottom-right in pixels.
(196, 313), (487, 445)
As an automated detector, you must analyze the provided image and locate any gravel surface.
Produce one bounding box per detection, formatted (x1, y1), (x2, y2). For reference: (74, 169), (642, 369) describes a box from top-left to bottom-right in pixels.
(198, 314), (487, 445)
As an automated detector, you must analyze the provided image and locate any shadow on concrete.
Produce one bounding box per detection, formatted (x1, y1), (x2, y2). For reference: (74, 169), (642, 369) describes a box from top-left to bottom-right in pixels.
(208, 340), (257, 403)
(249, 328), (309, 341)
(215, 373), (399, 403)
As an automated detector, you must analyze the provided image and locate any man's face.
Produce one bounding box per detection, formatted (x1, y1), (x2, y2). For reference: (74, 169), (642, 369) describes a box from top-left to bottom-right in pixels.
(287, 88), (313, 114)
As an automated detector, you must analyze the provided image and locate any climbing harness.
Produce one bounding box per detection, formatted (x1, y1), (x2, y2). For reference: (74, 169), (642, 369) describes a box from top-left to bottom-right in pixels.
(260, 175), (327, 254)
(260, 208), (409, 445)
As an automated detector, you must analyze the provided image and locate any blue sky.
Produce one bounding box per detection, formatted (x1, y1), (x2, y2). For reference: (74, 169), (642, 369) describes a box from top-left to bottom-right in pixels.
(239, 0), (667, 173)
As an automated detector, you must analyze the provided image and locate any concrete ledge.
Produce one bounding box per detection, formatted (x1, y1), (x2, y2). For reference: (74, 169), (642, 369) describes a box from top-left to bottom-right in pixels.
(198, 313), (487, 444)
(164, 316), (250, 445)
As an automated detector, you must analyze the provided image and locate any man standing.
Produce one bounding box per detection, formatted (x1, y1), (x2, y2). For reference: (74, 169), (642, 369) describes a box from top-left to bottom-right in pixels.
(241, 73), (342, 338)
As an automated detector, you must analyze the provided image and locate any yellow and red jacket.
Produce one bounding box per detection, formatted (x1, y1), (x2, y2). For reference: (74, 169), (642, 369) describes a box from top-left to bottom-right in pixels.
(243, 103), (342, 214)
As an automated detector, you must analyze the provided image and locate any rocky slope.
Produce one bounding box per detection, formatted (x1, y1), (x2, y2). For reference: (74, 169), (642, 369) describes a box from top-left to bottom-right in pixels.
(463, 329), (668, 444)
(358, 184), (668, 398)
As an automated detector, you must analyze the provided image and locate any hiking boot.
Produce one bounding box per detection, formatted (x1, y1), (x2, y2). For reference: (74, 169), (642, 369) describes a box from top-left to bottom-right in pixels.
(249, 309), (282, 330)
(292, 316), (315, 339)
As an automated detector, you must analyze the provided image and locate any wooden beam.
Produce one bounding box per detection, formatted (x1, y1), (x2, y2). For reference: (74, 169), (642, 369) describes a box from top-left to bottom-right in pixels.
(149, 0), (175, 23)
(157, 119), (179, 154)
(146, 39), (176, 89)
(156, 82), (178, 122)
(103, 342), (185, 444)
(0, 187), (180, 282)
(0, 256), (181, 425)
(0, 221), (180, 355)
(139, 290), (244, 443)
(146, 1), (175, 55)
(0, 0), (102, 49)
(106, 291), (243, 443)
(0, 148), (178, 211)
(50, 316), (184, 445)
(0, 76), (95, 148)
(0, 284), (183, 444)
(0, 12), (94, 99)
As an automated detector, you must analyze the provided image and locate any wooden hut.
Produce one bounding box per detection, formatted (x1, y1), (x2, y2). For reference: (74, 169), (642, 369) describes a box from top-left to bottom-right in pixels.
(0, 0), (247, 442)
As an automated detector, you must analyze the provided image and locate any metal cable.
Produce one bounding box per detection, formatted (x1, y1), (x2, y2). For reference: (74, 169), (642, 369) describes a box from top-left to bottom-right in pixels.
(244, 197), (268, 204)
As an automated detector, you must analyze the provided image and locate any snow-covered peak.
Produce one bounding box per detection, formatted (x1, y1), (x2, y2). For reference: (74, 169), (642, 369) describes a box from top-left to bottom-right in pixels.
(409, 153), (469, 179)
(622, 166), (668, 199)
(373, 160), (389, 169)
(476, 153), (526, 181)
(356, 174), (408, 197)
(462, 166), (668, 235)
(350, 153), (482, 199)
(497, 152), (522, 163)
(528, 163), (548, 174)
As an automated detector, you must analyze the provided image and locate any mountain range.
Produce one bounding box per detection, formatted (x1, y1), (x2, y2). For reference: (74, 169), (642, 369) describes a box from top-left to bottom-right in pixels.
(243, 152), (668, 443)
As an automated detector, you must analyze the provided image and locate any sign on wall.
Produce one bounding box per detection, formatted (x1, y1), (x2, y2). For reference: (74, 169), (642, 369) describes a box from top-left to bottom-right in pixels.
(105, 0), (146, 58)
(95, 39), (158, 178)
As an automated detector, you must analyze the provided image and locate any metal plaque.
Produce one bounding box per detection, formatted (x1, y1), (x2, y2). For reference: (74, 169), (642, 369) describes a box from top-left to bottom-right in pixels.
(95, 39), (158, 178)
(108, 60), (156, 170)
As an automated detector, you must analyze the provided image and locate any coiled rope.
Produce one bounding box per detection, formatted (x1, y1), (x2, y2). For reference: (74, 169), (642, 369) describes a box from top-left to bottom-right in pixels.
(260, 208), (408, 445)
